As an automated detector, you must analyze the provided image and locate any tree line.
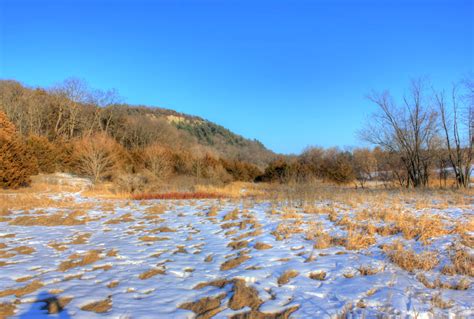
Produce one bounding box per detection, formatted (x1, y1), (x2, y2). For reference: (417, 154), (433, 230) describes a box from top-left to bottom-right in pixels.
(0, 77), (472, 190)
(0, 79), (264, 190)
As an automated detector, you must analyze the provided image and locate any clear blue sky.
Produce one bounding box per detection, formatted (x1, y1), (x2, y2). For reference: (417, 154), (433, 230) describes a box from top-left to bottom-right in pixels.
(0, 0), (472, 154)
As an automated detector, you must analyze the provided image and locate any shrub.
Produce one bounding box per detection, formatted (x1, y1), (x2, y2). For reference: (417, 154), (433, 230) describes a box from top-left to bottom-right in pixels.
(72, 133), (124, 183)
(25, 135), (58, 173)
(0, 112), (38, 188)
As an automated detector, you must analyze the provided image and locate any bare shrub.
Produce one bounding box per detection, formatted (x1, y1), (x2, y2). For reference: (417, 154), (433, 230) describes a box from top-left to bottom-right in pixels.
(73, 133), (124, 182)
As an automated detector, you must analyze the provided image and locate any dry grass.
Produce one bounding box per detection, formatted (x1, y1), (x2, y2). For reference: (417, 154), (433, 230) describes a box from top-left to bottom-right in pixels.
(107, 281), (120, 288)
(358, 265), (384, 276)
(313, 231), (332, 249)
(12, 245), (36, 255)
(0, 303), (16, 318)
(229, 279), (262, 310)
(254, 242), (272, 250)
(0, 280), (43, 298)
(431, 293), (453, 309)
(309, 271), (327, 280)
(69, 232), (92, 245)
(383, 241), (439, 272)
(417, 274), (470, 290)
(271, 220), (304, 240)
(10, 210), (89, 226)
(220, 254), (250, 271)
(195, 182), (265, 198)
(139, 236), (169, 242)
(58, 250), (103, 272)
(81, 297), (112, 313)
(223, 208), (240, 221)
(15, 276), (34, 283)
(441, 249), (474, 276)
(179, 293), (226, 318)
(277, 269), (299, 285)
(138, 268), (165, 280)
(228, 240), (249, 250)
(105, 213), (134, 224)
(132, 192), (225, 200)
(345, 231), (375, 250)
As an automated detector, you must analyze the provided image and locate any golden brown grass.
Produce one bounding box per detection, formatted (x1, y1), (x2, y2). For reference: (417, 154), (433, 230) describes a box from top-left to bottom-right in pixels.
(179, 293), (226, 319)
(357, 265), (384, 276)
(107, 281), (120, 288)
(417, 274), (470, 290)
(441, 249), (474, 276)
(195, 182), (266, 198)
(431, 293), (453, 309)
(271, 220), (304, 240)
(228, 279), (262, 310)
(105, 213), (134, 224)
(0, 280), (43, 298)
(254, 242), (272, 250)
(81, 297), (112, 313)
(228, 240), (249, 250)
(0, 302), (16, 318)
(345, 231), (375, 250)
(138, 235), (169, 242)
(309, 271), (327, 280)
(277, 270), (299, 285)
(383, 241), (439, 272)
(15, 276), (34, 283)
(220, 254), (250, 271)
(58, 250), (103, 272)
(138, 268), (165, 280)
(10, 210), (89, 226)
(12, 245), (36, 255)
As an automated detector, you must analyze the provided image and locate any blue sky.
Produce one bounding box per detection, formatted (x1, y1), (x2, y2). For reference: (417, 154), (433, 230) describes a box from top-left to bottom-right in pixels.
(0, 0), (472, 154)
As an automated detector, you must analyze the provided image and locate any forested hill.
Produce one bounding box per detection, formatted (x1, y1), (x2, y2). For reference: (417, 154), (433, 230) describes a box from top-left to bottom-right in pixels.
(0, 79), (276, 168)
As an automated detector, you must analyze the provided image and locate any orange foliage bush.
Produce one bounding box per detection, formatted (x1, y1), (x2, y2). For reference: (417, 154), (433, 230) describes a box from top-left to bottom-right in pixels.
(26, 135), (58, 173)
(0, 112), (38, 188)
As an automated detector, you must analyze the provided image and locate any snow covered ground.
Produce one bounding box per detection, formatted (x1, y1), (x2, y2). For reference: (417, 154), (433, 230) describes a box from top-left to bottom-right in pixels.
(0, 192), (472, 318)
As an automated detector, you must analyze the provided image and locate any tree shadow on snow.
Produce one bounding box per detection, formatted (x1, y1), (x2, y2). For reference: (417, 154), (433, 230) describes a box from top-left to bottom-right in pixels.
(19, 291), (72, 319)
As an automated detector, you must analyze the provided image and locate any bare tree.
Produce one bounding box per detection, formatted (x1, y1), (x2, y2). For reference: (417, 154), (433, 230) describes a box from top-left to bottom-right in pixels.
(51, 78), (92, 138)
(143, 144), (173, 179)
(73, 133), (122, 183)
(435, 79), (473, 188)
(352, 148), (377, 188)
(361, 80), (438, 187)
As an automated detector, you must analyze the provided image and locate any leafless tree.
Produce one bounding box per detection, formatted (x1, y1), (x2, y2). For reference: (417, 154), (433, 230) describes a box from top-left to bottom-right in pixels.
(435, 78), (473, 188)
(352, 148), (377, 188)
(73, 133), (122, 182)
(51, 78), (92, 138)
(361, 80), (438, 187)
(143, 144), (173, 179)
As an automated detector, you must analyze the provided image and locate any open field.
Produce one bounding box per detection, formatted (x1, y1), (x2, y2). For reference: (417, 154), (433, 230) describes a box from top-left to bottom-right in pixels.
(0, 185), (473, 318)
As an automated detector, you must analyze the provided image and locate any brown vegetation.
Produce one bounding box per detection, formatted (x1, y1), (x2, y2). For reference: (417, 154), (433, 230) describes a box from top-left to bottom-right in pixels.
(80, 297), (112, 313)
(58, 250), (103, 271)
(383, 241), (439, 272)
(277, 270), (299, 285)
